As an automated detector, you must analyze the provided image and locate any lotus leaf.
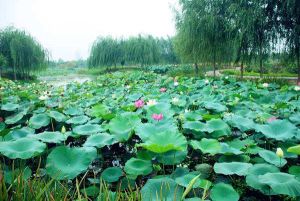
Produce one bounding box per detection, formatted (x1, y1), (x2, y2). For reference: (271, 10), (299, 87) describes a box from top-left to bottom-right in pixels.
(259, 173), (300, 196)
(48, 110), (67, 122)
(214, 162), (252, 176)
(29, 113), (50, 129)
(256, 120), (297, 141)
(108, 112), (140, 141)
(73, 124), (103, 136)
(124, 158), (152, 176)
(210, 183), (239, 201)
(1, 103), (19, 111)
(46, 146), (97, 180)
(189, 138), (221, 155)
(246, 163), (279, 194)
(83, 133), (117, 148)
(205, 119), (231, 138)
(287, 144), (300, 155)
(101, 167), (123, 183)
(137, 130), (187, 153)
(31, 131), (67, 143)
(66, 115), (90, 125)
(0, 138), (46, 159)
(141, 177), (184, 201)
(258, 150), (287, 167)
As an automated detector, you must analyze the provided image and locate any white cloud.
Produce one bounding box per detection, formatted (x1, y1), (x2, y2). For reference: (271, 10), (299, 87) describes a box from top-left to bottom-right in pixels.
(0, 0), (176, 60)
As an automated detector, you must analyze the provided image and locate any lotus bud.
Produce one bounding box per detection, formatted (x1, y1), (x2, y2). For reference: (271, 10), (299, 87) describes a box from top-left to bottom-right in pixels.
(276, 148), (284, 158)
(61, 126), (66, 134)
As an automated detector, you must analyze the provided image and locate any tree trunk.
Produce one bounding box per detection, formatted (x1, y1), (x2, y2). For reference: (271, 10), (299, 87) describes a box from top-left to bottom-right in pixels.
(241, 61), (244, 79)
(213, 51), (216, 77)
(297, 48), (300, 84)
(13, 65), (16, 80)
(194, 63), (199, 75)
(259, 42), (263, 78)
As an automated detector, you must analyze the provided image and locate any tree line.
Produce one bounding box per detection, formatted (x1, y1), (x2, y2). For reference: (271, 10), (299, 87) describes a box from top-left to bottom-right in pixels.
(0, 27), (48, 80)
(88, 35), (179, 69)
(174, 0), (300, 82)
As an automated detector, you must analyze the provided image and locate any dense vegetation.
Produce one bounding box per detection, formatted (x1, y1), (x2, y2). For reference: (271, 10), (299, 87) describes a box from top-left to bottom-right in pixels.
(174, 0), (300, 81)
(88, 35), (178, 69)
(0, 27), (48, 80)
(0, 71), (300, 200)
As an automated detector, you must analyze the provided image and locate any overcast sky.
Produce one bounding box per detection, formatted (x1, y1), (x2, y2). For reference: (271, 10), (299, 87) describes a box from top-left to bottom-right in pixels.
(0, 0), (177, 61)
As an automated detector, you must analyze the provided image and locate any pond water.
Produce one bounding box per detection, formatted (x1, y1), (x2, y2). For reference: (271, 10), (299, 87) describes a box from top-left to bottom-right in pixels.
(38, 74), (94, 87)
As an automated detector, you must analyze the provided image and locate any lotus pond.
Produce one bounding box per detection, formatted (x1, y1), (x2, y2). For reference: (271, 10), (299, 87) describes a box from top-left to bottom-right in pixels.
(0, 72), (300, 201)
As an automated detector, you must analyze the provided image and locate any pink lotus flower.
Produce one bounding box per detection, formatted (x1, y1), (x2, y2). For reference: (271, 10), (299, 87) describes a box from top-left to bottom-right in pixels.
(160, 88), (167, 93)
(152, 113), (163, 121)
(267, 116), (277, 123)
(0, 117), (3, 122)
(134, 99), (144, 108)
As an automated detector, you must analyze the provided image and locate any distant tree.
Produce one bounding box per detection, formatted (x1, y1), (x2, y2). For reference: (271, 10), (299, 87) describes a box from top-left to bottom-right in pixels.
(0, 27), (48, 80)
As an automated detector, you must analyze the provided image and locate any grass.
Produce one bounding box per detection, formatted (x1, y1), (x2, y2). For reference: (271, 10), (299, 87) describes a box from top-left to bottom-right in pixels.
(222, 69), (298, 78)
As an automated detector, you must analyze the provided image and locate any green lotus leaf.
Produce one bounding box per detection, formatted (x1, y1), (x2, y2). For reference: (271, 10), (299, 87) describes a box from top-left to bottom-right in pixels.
(226, 115), (255, 131)
(183, 121), (206, 135)
(5, 112), (25, 124)
(203, 102), (227, 113)
(124, 158), (153, 176)
(1, 103), (19, 111)
(91, 104), (115, 120)
(189, 138), (221, 155)
(205, 119), (231, 138)
(246, 163), (279, 194)
(8, 127), (35, 139)
(141, 177), (184, 201)
(137, 130), (187, 153)
(219, 143), (243, 155)
(214, 162), (252, 176)
(288, 166), (300, 178)
(0, 138), (46, 159)
(101, 167), (123, 183)
(289, 113), (300, 125)
(66, 115), (90, 125)
(31, 131), (67, 143)
(48, 110), (67, 122)
(184, 111), (203, 121)
(73, 124), (104, 136)
(210, 183), (239, 201)
(287, 145), (300, 155)
(258, 150), (287, 167)
(256, 120), (297, 141)
(108, 112), (140, 141)
(175, 173), (211, 189)
(63, 107), (84, 116)
(83, 133), (117, 148)
(136, 123), (177, 141)
(259, 173), (300, 196)
(156, 150), (187, 165)
(29, 113), (50, 129)
(46, 146), (97, 180)
(146, 102), (175, 121)
(218, 155), (250, 163)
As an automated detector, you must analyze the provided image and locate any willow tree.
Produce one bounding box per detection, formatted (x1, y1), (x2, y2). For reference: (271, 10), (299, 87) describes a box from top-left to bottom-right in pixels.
(0, 27), (48, 80)
(277, 0), (300, 82)
(229, 0), (257, 78)
(88, 35), (167, 68)
(175, 0), (234, 76)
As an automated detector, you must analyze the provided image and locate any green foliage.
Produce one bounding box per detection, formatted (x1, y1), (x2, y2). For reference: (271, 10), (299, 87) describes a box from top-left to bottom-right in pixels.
(88, 35), (179, 69)
(0, 26), (48, 80)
